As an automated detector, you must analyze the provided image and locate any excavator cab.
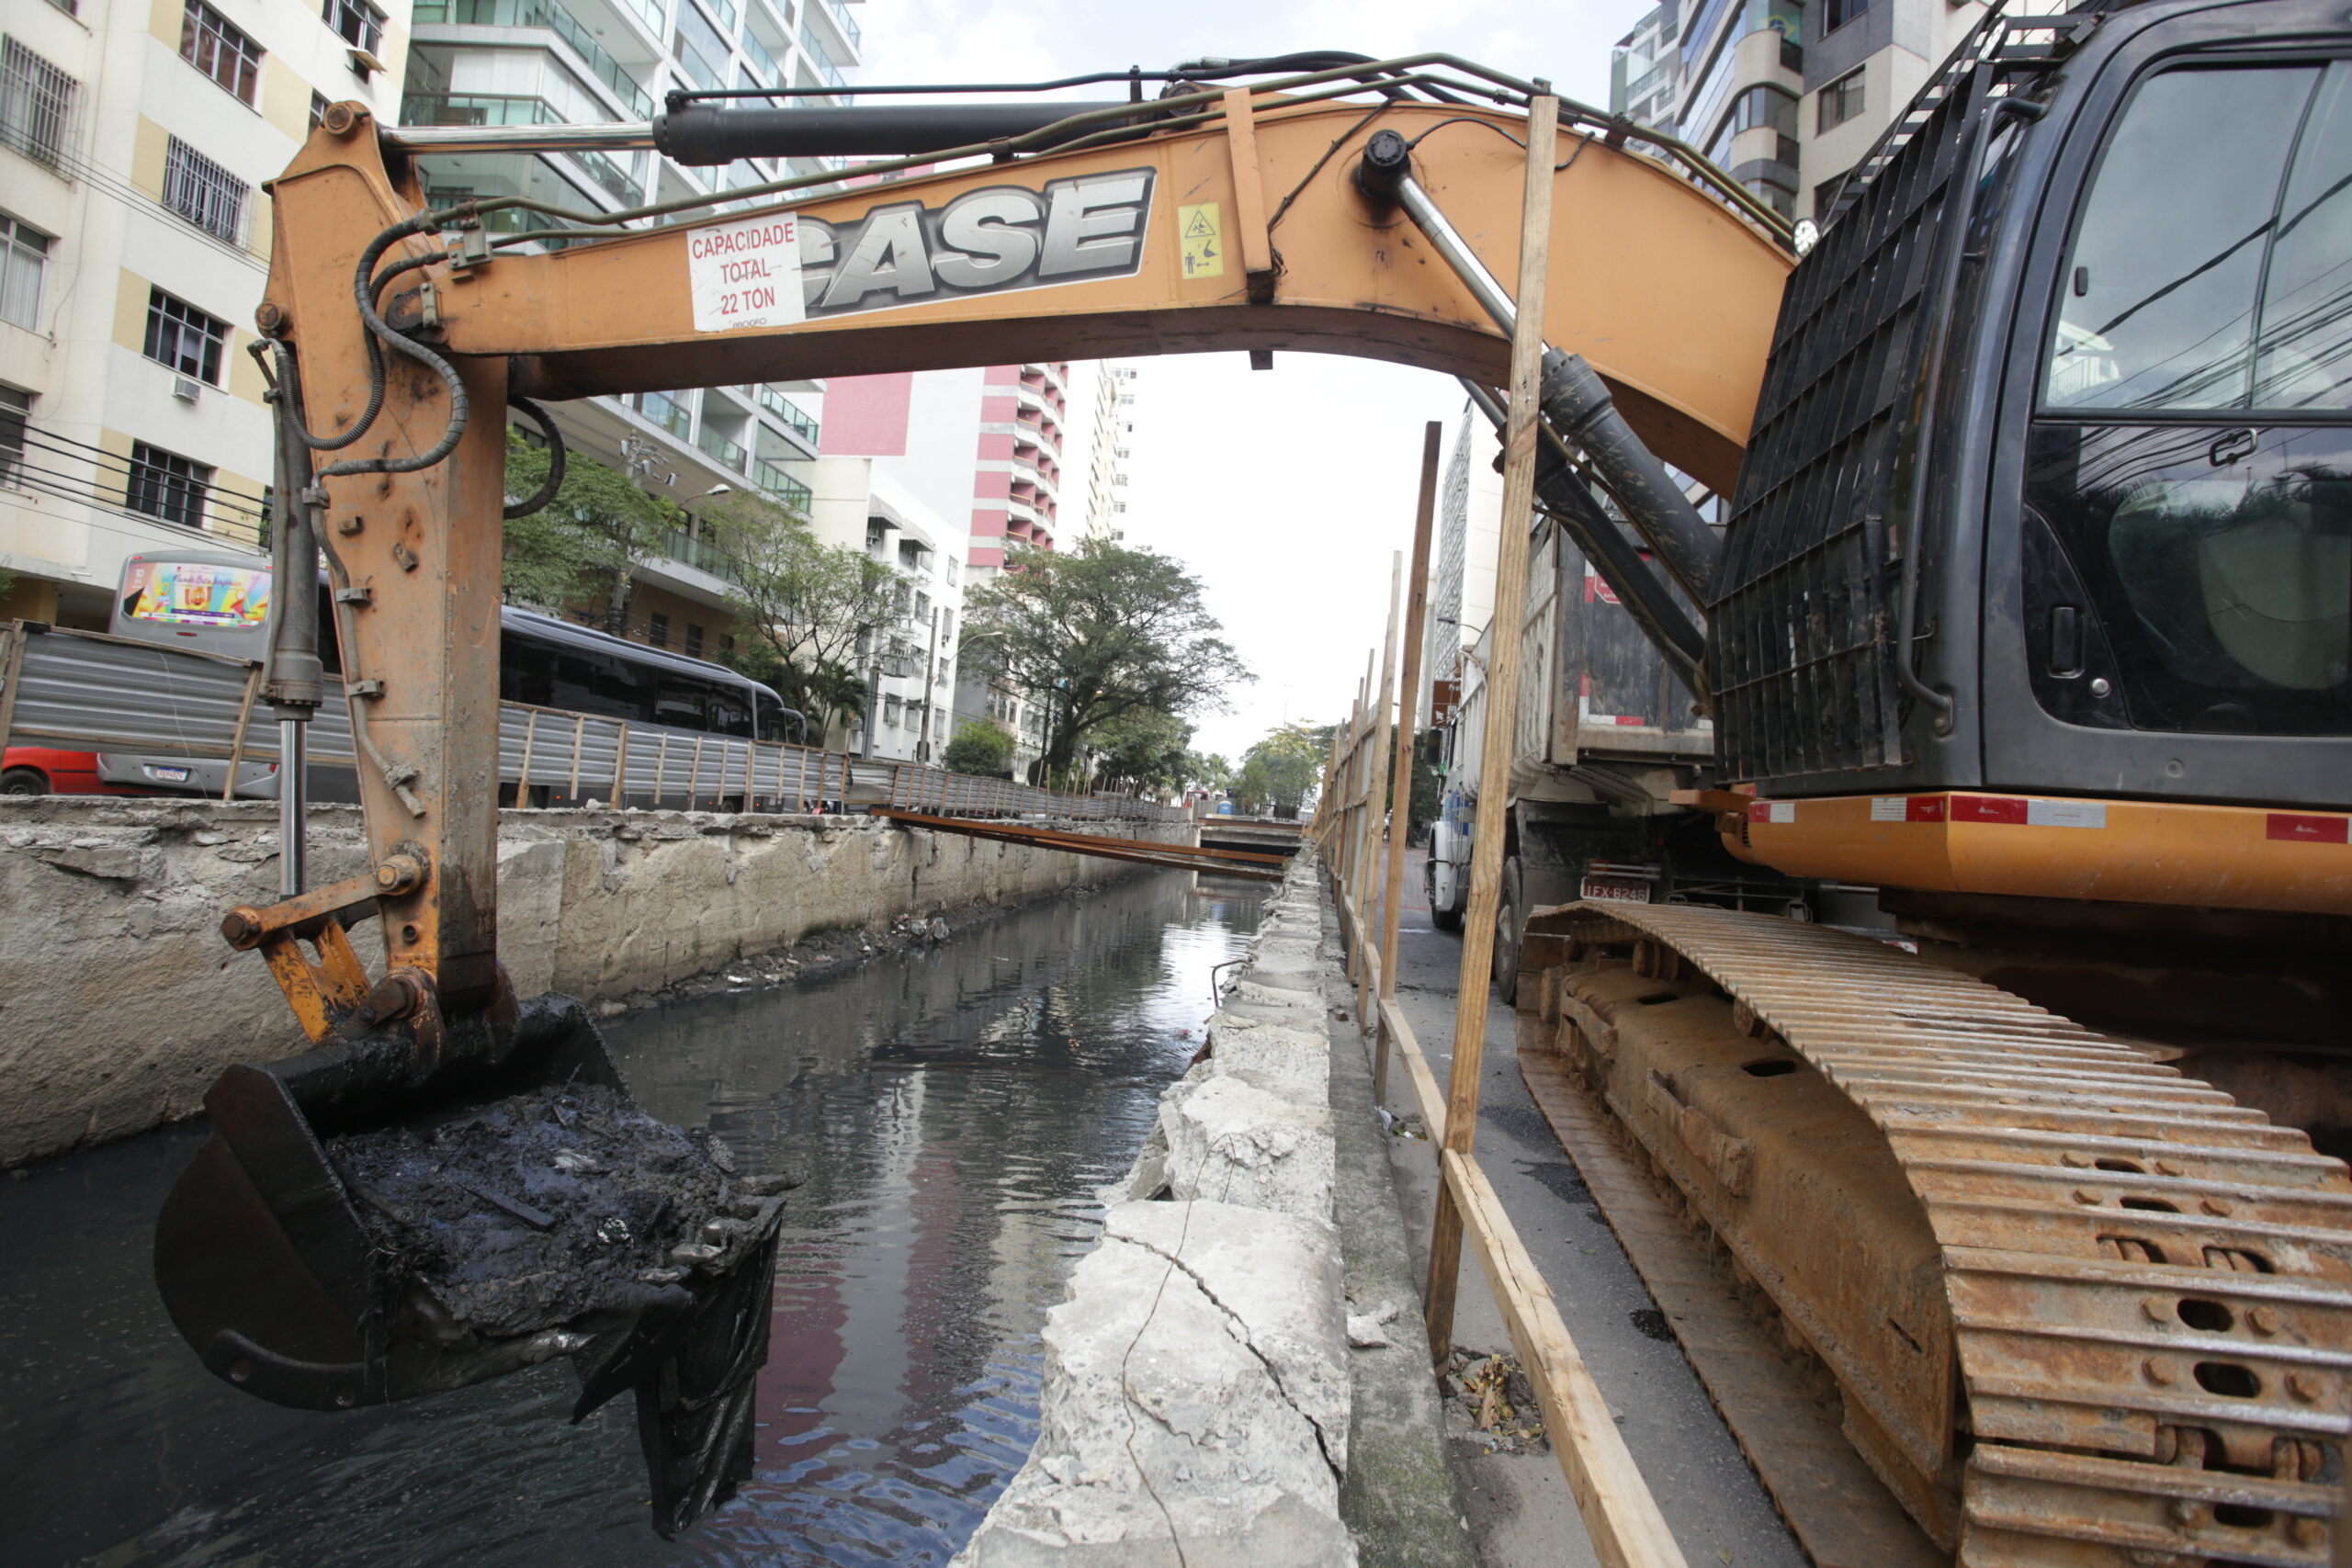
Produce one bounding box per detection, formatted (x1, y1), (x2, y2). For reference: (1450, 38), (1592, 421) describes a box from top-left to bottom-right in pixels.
(1716, 0), (2351, 812)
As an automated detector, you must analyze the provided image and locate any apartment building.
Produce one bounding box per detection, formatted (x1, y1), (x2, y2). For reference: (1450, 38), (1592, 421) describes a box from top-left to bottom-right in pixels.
(1, 0), (412, 627)
(1611, 0), (1987, 225)
(398, 0), (859, 649)
(1076, 360), (1135, 542)
(1419, 401), (1503, 725)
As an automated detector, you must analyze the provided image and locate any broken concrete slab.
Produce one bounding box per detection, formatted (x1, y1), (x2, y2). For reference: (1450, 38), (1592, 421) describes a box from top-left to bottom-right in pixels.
(1161, 1071), (1334, 1221)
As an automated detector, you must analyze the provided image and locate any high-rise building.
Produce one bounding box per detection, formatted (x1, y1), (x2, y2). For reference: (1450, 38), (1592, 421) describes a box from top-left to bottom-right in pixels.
(1616, 0), (1995, 227)
(2, 0), (415, 628)
(1421, 402), (1503, 724)
(398, 0), (860, 648)
(1610, 4), (1683, 134)
(967, 360), (1068, 573)
(1076, 360), (1135, 542)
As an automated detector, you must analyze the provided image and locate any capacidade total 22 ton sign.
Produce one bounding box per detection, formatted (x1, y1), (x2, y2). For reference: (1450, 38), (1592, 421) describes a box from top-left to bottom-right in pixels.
(686, 169), (1158, 333)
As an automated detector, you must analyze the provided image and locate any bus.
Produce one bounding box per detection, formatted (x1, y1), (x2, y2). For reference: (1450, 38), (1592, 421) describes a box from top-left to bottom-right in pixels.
(1, 549), (800, 801)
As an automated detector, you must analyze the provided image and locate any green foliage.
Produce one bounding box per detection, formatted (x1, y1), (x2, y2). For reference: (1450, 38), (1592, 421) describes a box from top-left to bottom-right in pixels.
(942, 718), (1017, 776)
(961, 539), (1250, 780)
(502, 430), (683, 614)
(1186, 751), (1235, 792)
(1088, 708), (1192, 794)
(1232, 721), (1327, 816)
(710, 491), (910, 736)
(1408, 727), (1443, 836)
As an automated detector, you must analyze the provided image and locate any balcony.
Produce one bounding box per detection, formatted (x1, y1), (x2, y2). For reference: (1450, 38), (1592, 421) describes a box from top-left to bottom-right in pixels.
(808, 0), (858, 57)
(411, 0), (654, 118)
(657, 525), (748, 587)
(755, 384), (820, 446)
(798, 24), (848, 90)
(752, 458), (811, 515)
(401, 93), (643, 203)
(635, 389), (692, 439)
(695, 425), (747, 471)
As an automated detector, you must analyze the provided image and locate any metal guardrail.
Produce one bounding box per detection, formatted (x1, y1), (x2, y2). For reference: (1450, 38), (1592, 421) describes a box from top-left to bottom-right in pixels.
(0, 623), (1184, 821)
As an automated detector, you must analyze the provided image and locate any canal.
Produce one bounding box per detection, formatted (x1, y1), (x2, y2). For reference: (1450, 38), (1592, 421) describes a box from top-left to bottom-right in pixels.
(0, 869), (1270, 1567)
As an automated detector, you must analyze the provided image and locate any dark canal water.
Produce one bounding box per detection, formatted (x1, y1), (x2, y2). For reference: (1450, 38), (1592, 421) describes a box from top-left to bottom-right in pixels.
(0, 871), (1270, 1567)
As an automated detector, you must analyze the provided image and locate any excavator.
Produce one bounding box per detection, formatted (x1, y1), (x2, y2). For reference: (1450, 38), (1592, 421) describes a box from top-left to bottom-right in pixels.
(147, 3), (2347, 1561)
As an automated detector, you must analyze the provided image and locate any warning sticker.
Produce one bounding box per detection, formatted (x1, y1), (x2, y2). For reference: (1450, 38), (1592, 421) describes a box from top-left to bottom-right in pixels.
(1871, 795), (1949, 823)
(1748, 800), (1796, 825)
(1179, 202), (1224, 279)
(687, 212), (805, 333)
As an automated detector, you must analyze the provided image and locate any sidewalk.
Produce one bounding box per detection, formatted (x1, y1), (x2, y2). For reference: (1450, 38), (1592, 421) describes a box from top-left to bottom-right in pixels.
(1356, 848), (1804, 1568)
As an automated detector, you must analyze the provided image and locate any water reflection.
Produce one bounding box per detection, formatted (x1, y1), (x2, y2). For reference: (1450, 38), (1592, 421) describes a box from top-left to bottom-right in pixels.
(0, 871), (1267, 1567)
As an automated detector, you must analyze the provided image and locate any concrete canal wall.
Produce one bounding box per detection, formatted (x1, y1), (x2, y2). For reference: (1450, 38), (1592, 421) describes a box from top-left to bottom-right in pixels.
(956, 855), (1468, 1568)
(0, 797), (1190, 1168)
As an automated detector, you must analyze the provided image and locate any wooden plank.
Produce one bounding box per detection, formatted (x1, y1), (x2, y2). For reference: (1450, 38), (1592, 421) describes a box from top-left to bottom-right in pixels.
(1428, 92), (1560, 1365)
(610, 725), (628, 807)
(1379, 419), (1442, 1035)
(1516, 1032), (1942, 1568)
(1357, 554), (1402, 1031)
(569, 714), (585, 800)
(0, 623), (26, 750)
(220, 661), (266, 803)
(1379, 998), (1449, 1144)
(1219, 88), (1277, 298)
(1442, 1145), (1690, 1568)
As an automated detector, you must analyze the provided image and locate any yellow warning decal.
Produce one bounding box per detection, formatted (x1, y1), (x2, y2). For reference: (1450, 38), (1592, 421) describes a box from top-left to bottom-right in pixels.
(1178, 202), (1224, 280)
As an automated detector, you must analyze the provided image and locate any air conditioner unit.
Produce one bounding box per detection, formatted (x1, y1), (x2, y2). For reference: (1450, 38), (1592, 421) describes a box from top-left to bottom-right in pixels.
(172, 377), (201, 403)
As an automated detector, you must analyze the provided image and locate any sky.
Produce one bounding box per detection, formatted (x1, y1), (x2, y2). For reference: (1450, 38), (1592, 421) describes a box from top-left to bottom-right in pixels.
(854, 0), (1655, 762)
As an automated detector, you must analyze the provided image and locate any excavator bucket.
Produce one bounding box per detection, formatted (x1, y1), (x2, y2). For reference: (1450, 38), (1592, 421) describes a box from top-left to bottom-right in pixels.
(153, 991), (789, 1535)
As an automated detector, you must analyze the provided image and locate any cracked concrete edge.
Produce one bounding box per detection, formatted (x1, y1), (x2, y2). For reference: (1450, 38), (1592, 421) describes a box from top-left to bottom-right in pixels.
(1317, 882), (1480, 1568)
(954, 853), (1363, 1568)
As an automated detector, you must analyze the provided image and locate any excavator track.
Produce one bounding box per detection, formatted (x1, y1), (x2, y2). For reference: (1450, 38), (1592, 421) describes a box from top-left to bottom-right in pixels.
(1529, 901), (2352, 1568)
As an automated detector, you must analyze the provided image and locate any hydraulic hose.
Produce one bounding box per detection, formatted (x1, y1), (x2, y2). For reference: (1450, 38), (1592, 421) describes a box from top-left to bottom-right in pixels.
(503, 397), (567, 520)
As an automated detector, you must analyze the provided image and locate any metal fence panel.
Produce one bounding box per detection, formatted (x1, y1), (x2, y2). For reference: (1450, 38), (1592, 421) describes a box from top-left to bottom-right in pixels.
(2, 625), (1182, 821)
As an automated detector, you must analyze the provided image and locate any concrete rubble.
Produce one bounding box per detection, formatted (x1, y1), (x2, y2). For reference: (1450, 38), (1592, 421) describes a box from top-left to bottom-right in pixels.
(956, 859), (1362, 1568)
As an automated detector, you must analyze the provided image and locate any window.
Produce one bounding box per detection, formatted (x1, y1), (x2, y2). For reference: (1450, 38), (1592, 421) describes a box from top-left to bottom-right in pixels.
(1, 39), (75, 169)
(1817, 68), (1864, 133)
(944, 556), (958, 585)
(1814, 172), (1850, 218)
(163, 138), (251, 244)
(648, 611), (670, 649)
(1821, 0), (1866, 34)
(310, 90), (329, 127)
(1, 216), (48, 328)
(684, 622), (705, 659)
(127, 442), (212, 527)
(0, 387), (27, 488)
(323, 0), (384, 54)
(884, 694), (902, 726)
(2025, 62), (2352, 739)
(182, 2), (265, 105)
(718, 633), (735, 660)
(144, 289), (228, 383)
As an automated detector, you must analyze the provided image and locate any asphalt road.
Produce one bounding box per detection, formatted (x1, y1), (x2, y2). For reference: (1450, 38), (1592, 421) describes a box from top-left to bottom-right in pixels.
(1363, 848), (1807, 1568)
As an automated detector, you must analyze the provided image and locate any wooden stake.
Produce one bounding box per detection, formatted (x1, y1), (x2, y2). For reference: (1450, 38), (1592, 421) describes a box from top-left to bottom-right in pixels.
(1374, 423), (1443, 1103)
(221, 662), (265, 802)
(1425, 93), (1559, 1369)
(1356, 554), (1402, 1029)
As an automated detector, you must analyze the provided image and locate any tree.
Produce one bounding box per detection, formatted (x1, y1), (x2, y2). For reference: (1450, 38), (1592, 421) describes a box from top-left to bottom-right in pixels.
(1187, 751), (1235, 794)
(1233, 721), (1327, 816)
(502, 430), (682, 625)
(960, 540), (1250, 782)
(942, 718), (1016, 776)
(1087, 708), (1192, 795)
(712, 494), (910, 738)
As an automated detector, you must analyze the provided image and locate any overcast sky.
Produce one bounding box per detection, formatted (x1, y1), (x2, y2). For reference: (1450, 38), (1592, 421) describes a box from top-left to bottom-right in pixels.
(856, 0), (1651, 762)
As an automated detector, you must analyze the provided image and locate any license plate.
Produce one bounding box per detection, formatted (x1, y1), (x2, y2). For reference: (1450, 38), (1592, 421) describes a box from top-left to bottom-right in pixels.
(149, 766), (191, 783)
(1580, 876), (1652, 904)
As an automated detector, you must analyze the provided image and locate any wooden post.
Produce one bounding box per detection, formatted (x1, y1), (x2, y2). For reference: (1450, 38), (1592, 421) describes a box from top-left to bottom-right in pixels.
(611, 726), (629, 808)
(1425, 93), (1559, 1369)
(1356, 555), (1402, 1030)
(569, 715), (585, 802)
(515, 709), (537, 801)
(0, 624), (26, 752)
(220, 661), (266, 802)
(1374, 423), (1443, 1103)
